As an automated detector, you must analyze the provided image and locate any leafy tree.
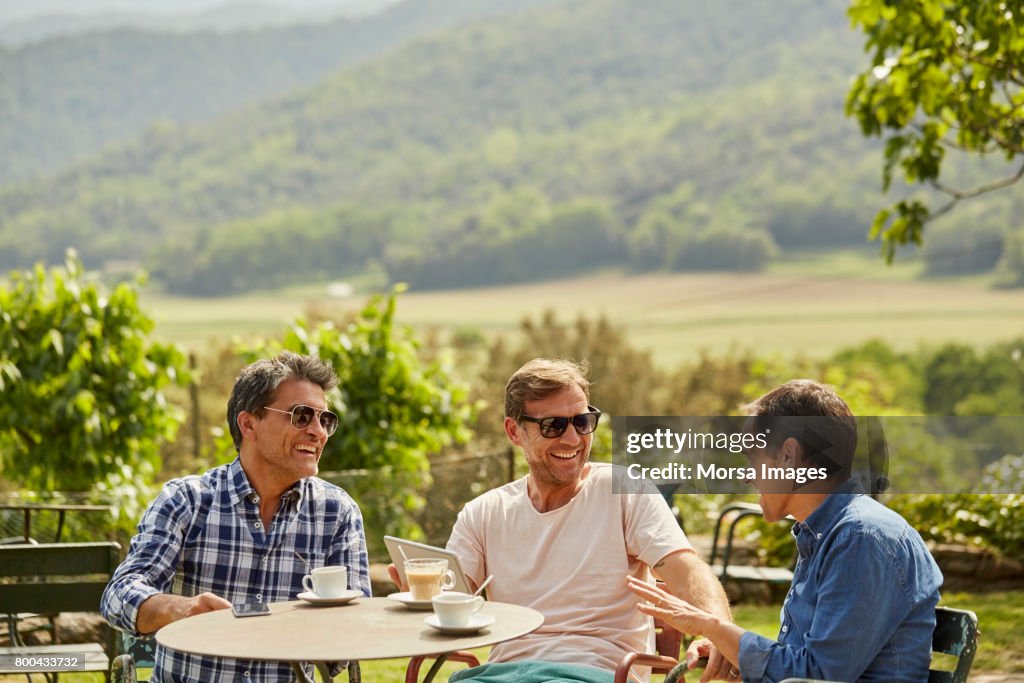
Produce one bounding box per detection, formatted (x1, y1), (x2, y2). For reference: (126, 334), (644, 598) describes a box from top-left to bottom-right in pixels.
(847, 0), (1024, 260)
(672, 225), (778, 272)
(0, 250), (188, 498)
(921, 218), (1004, 275)
(995, 227), (1024, 287)
(224, 290), (476, 555)
(890, 454), (1024, 557)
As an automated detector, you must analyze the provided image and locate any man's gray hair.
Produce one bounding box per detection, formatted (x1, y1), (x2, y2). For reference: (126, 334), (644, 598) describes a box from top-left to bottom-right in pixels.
(227, 351), (338, 451)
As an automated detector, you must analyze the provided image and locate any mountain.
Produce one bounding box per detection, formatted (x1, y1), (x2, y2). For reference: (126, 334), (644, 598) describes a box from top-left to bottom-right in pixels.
(0, 0), (558, 186)
(9, 0), (1004, 293)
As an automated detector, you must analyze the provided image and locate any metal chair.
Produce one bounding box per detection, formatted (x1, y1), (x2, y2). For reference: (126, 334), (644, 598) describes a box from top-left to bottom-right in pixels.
(404, 615), (688, 683)
(927, 606), (979, 683)
(708, 502), (795, 586)
(614, 615), (688, 683)
(110, 636), (361, 682)
(110, 633), (155, 683)
(778, 605), (979, 683)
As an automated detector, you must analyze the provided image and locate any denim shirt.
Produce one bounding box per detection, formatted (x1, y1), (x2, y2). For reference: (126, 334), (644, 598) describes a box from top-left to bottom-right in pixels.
(737, 483), (942, 682)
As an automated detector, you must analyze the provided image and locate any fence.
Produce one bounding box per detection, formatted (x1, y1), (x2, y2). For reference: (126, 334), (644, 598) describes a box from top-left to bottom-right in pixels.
(2, 447), (517, 559)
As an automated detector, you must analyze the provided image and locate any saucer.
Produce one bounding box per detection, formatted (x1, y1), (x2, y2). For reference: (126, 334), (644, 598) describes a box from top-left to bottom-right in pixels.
(386, 592), (434, 610)
(424, 613), (496, 635)
(297, 590), (361, 605)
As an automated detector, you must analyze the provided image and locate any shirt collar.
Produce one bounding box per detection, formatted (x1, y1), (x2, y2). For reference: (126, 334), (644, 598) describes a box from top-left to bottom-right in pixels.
(226, 457), (257, 506)
(226, 457), (305, 507)
(791, 479), (864, 554)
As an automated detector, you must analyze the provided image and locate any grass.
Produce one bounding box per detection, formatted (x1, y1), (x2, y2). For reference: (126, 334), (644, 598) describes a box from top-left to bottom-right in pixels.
(141, 264), (1024, 368)
(6, 591), (1020, 681)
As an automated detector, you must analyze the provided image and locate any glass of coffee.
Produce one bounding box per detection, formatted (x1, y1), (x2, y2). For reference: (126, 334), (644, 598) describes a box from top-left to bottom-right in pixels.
(405, 558), (456, 600)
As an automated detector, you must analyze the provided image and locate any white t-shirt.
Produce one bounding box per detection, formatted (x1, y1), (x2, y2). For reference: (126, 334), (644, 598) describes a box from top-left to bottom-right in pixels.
(446, 462), (692, 680)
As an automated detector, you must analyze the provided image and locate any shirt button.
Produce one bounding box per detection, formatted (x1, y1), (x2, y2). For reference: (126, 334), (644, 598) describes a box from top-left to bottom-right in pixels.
(262, 556), (268, 564)
(256, 593), (263, 601)
(255, 521), (262, 529)
(782, 625), (789, 633)
(816, 533), (822, 539)
(244, 672), (250, 678)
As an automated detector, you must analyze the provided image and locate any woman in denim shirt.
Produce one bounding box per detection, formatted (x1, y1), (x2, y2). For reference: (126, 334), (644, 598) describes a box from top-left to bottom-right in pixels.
(629, 380), (942, 683)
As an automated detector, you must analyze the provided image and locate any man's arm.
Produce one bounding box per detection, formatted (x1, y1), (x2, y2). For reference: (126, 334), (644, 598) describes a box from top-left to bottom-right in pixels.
(652, 549), (739, 673)
(101, 480), (229, 636)
(136, 593), (232, 634)
(652, 549), (731, 621)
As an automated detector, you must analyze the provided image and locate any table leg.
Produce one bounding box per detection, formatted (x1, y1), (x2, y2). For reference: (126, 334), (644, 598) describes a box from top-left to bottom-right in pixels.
(291, 661), (315, 683)
(421, 653), (450, 683)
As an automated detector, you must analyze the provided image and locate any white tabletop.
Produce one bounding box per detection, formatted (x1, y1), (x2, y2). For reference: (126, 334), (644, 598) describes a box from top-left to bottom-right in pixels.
(156, 597), (544, 662)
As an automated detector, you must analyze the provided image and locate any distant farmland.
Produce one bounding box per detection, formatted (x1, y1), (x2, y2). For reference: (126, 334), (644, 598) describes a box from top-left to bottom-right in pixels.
(142, 267), (1024, 366)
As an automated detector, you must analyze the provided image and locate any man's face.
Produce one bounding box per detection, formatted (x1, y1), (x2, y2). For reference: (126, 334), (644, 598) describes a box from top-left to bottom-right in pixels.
(505, 385), (592, 489)
(244, 378), (331, 485)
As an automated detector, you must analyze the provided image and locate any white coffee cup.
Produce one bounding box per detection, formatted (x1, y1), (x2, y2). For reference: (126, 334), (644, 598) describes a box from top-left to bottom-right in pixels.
(432, 591), (485, 628)
(302, 566), (348, 598)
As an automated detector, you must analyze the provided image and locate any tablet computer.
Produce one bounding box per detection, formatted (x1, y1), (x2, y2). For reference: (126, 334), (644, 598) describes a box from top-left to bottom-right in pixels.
(383, 535), (473, 594)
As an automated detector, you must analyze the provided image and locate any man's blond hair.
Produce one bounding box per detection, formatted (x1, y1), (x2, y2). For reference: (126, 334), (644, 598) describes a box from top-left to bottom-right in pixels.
(504, 358), (590, 421)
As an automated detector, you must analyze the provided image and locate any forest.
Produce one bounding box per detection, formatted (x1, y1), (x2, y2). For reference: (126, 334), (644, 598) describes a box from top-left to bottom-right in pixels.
(2, 0), (1020, 295)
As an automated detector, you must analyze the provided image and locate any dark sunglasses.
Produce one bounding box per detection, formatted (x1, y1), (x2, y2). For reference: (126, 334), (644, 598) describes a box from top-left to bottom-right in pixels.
(520, 406), (602, 438)
(263, 405), (339, 437)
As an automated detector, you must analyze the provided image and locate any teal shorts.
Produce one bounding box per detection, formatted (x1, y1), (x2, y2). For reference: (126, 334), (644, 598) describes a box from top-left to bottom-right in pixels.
(448, 660), (614, 683)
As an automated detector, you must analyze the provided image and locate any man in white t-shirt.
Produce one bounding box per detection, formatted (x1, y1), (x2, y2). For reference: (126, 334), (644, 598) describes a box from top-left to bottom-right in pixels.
(420, 358), (733, 683)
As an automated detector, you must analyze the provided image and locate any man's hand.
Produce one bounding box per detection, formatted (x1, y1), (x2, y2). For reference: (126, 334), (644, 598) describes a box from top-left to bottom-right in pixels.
(185, 592), (233, 618)
(386, 563), (408, 591)
(137, 592), (232, 634)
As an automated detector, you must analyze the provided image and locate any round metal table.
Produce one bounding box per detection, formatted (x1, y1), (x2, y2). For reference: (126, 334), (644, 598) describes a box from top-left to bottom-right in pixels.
(156, 596), (544, 681)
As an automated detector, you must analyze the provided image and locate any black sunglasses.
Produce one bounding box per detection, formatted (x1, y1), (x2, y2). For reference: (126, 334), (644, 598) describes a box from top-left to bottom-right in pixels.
(263, 405), (339, 437)
(520, 406), (602, 438)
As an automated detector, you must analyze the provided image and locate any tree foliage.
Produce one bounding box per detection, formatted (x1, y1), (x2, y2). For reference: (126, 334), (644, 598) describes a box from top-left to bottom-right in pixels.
(847, 0), (1024, 259)
(0, 250), (188, 494)
(0, 0), (886, 292)
(223, 290), (477, 554)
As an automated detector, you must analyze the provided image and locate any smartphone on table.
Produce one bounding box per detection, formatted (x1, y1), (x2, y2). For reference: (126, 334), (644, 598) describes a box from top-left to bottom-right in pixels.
(231, 601), (271, 618)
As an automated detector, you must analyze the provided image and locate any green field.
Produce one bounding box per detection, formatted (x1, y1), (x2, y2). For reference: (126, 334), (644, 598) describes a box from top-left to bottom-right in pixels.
(142, 255), (1024, 366)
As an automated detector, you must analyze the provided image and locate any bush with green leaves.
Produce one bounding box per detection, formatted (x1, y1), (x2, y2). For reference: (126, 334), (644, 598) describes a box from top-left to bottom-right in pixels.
(0, 250), (188, 529)
(216, 290), (476, 557)
(889, 454), (1024, 558)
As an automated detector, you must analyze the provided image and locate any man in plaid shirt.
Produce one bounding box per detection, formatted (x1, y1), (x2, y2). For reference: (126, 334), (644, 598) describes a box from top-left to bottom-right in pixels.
(102, 351), (370, 681)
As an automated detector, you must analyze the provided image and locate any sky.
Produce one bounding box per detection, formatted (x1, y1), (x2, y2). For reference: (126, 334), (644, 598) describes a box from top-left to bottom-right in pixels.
(0, 0), (399, 24)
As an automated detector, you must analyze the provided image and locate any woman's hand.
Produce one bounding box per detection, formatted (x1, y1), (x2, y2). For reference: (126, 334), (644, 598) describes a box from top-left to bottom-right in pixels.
(627, 576), (742, 682)
(626, 575), (715, 634)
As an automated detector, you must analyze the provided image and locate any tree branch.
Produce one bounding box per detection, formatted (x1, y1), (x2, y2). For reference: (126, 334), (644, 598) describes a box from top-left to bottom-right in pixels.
(929, 160), (1024, 200)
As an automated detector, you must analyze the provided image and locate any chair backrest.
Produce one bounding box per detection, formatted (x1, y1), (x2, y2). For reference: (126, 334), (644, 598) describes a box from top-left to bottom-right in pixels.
(653, 616), (683, 665)
(0, 542), (120, 614)
(928, 606), (978, 683)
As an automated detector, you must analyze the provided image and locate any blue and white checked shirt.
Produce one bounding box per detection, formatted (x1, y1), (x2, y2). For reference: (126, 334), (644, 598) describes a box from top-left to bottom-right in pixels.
(101, 457), (370, 682)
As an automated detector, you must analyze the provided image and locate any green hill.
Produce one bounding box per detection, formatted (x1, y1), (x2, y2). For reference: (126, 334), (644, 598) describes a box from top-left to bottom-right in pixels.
(1, 0), (1015, 294)
(0, 0), (557, 186)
